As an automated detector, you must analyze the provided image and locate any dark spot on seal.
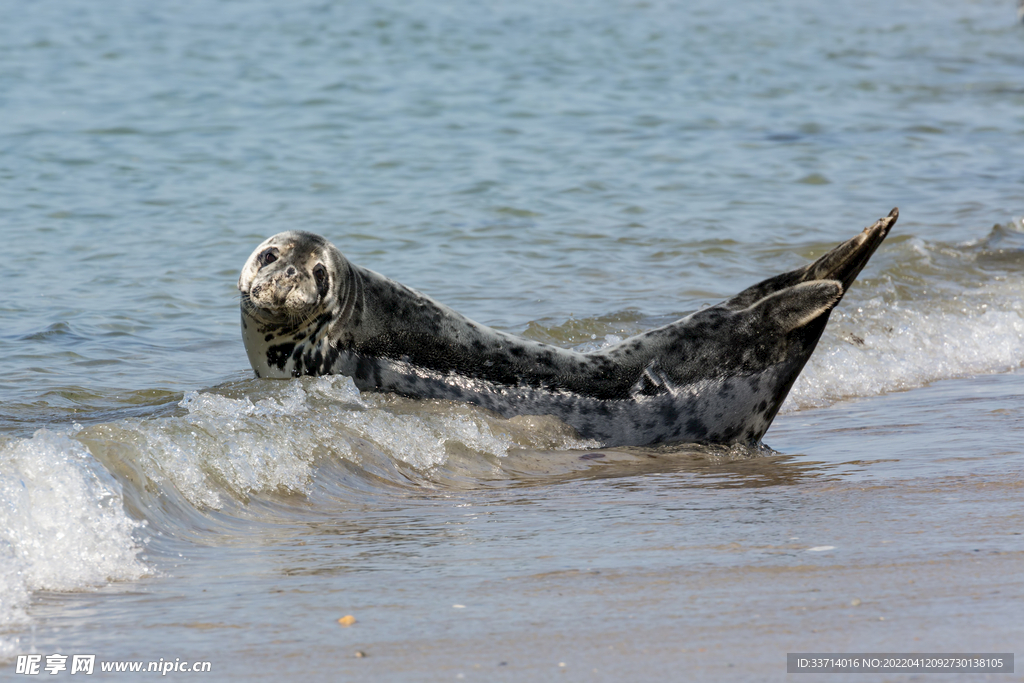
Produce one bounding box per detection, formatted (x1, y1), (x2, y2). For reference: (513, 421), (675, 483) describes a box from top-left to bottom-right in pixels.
(686, 418), (708, 439)
(324, 345), (340, 371)
(757, 400), (768, 413)
(266, 343), (295, 370)
(354, 356), (375, 384)
(311, 312), (333, 338)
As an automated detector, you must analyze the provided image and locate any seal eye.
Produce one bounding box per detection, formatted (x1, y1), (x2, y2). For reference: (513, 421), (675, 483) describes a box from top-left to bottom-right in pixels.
(313, 264), (329, 297)
(259, 249), (278, 267)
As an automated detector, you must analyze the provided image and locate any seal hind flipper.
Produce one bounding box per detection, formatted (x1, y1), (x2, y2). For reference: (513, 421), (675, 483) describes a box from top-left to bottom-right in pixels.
(723, 208), (898, 312)
(802, 207), (898, 290)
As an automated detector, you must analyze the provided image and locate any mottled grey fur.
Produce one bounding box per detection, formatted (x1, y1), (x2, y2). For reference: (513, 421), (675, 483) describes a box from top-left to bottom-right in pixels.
(239, 209), (897, 447)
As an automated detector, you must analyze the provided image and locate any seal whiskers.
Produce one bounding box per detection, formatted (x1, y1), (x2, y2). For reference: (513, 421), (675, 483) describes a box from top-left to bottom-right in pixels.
(238, 209), (897, 447)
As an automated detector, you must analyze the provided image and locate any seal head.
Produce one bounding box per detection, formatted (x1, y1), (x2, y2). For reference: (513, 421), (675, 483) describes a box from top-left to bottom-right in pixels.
(239, 231), (331, 320)
(238, 231), (354, 377)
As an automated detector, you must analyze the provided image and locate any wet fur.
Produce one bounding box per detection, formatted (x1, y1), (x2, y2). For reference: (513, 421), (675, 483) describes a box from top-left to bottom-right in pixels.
(239, 209), (897, 447)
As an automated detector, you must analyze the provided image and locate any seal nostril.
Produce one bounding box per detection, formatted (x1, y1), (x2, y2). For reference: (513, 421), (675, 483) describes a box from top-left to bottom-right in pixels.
(286, 266), (297, 276)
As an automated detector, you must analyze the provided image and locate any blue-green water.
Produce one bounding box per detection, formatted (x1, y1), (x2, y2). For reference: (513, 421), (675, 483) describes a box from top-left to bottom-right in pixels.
(2, 1), (1023, 680)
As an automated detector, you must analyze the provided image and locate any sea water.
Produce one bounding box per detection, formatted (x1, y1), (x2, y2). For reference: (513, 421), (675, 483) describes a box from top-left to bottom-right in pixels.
(1, 0), (1023, 679)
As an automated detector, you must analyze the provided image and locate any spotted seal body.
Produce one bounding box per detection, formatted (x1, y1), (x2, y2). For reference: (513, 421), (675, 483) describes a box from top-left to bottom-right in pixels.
(239, 209), (897, 447)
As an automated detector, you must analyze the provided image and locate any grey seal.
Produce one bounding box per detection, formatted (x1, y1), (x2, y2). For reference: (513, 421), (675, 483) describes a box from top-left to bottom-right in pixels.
(239, 208), (897, 447)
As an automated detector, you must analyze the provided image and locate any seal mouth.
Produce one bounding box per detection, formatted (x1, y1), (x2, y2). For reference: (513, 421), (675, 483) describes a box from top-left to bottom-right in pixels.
(240, 291), (276, 323)
(240, 289), (321, 328)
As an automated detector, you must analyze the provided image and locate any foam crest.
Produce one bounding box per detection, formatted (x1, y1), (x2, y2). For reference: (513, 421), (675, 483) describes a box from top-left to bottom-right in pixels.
(117, 384), (343, 509)
(785, 273), (1024, 411)
(0, 431), (147, 629)
(334, 403), (515, 470)
(574, 333), (624, 354)
(109, 375), (595, 507)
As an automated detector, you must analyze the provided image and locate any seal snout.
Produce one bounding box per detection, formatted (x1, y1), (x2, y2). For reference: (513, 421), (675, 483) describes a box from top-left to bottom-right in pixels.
(247, 264), (320, 315)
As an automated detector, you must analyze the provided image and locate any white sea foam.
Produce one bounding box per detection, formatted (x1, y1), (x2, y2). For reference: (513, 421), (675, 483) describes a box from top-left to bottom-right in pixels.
(574, 333), (624, 354)
(108, 375), (585, 508)
(334, 403), (516, 469)
(121, 384), (335, 509)
(785, 279), (1024, 411)
(0, 431), (147, 631)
